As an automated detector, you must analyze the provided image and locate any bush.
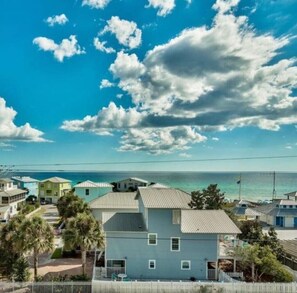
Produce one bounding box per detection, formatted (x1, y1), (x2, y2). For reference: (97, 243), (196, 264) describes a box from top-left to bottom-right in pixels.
(70, 274), (90, 281)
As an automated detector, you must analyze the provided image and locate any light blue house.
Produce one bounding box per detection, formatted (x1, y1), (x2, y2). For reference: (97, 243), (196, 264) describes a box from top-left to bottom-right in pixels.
(11, 176), (39, 198)
(95, 187), (240, 281)
(254, 192), (297, 228)
(74, 180), (113, 202)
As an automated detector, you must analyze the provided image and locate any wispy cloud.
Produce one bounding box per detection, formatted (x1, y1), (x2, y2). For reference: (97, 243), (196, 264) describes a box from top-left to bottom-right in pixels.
(93, 37), (115, 54)
(99, 79), (114, 89)
(146, 0), (175, 17)
(45, 14), (68, 26)
(33, 35), (85, 62)
(82, 0), (110, 9)
(100, 16), (142, 49)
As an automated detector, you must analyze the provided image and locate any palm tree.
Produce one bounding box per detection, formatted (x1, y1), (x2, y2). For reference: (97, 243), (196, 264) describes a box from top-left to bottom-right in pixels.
(63, 213), (104, 275)
(0, 215), (53, 281)
(21, 216), (54, 280)
(0, 215), (26, 280)
(57, 191), (90, 221)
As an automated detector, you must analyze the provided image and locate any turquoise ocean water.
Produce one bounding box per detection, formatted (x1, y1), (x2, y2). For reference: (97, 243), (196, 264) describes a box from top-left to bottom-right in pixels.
(13, 171), (297, 203)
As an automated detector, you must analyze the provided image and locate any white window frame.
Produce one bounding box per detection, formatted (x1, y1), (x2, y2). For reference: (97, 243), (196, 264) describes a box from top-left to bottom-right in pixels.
(85, 188), (90, 196)
(181, 260), (191, 270)
(171, 237), (180, 251)
(148, 233), (157, 245)
(148, 259), (156, 269)
(172, 210), (181, 224)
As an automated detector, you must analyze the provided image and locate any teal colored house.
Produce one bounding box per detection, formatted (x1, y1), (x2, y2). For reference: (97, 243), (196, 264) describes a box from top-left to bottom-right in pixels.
(94, 187), (240, 281)
(11, 176), (39, 197)
(74, 180), (113, 202)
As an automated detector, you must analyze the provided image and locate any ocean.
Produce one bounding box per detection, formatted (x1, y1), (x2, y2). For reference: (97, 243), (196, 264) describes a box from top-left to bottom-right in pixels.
(12, 171), (297, 203)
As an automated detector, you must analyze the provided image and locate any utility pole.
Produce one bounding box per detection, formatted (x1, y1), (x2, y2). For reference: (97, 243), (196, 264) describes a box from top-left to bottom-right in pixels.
(272, 171), (276, 200)
(237, 174), (242, 201)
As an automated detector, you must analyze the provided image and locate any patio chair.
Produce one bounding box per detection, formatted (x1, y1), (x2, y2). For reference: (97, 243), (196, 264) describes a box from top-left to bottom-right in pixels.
(111, 273), (118, 281)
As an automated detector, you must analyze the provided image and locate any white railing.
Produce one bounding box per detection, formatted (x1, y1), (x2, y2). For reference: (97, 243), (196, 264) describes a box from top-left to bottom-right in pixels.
(226, 272), (244, 280)
(219, 270), (242, 283)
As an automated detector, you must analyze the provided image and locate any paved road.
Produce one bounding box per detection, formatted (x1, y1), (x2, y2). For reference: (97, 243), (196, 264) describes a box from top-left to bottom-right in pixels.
(41, 204), (63, 248)
(41, 204), (60, 225)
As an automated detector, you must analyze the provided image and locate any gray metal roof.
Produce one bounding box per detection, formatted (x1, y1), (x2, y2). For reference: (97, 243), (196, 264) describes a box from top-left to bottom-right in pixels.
(0, 188), (27, 197)
(104, 213), (146, 232)
(136, 187), (191, 209)
(181, 210), (241, 234)
(89, 192), (138, 209)
(74, 180), (113, 188)
(284, 191), (297, 197)
(0, 178), (13, 183)
(233, 207), (261, 216)
(280, 200), (297, 206)
(253, 201), (297, 217)
(41, 177), (71, 183)
(11, 176), (39, 183)
(149, 183), (169, 188)
(116, 177), (148, 184)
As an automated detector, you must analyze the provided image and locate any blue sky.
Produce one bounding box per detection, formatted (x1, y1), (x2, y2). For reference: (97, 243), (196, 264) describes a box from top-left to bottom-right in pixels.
(0, 0), (297, 172)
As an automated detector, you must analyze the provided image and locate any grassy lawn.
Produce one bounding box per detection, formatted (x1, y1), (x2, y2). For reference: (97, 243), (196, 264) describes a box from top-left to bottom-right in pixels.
(51, 247), (63, 259)
(30, 207), (46, 217)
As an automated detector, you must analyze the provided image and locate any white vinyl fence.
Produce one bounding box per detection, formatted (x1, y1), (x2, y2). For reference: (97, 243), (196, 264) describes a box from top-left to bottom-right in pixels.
(92, 280), (297, 293)
(1, 281), (297, 293)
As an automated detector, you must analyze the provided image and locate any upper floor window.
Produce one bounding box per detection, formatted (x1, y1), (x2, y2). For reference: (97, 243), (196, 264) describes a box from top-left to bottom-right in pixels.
(172, 210), (181, 224)
(148, 233), (157, 245)
(85, 189), (90, 196)
(171, 237), (180, 251)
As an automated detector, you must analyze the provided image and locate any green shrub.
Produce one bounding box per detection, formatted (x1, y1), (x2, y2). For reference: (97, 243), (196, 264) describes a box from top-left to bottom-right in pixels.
(51, 247), (63, 259)
(70, 274), (90, 281)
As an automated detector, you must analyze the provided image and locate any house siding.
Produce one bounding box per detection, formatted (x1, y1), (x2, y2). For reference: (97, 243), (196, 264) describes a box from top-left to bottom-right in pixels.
(105, 208), (218, 280)
(39, 181), (71, 203)
(75, 187), (112, 201)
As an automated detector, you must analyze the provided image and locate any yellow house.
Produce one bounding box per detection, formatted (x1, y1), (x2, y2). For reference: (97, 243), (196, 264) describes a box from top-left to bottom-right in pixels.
(39, 177), (71, 204)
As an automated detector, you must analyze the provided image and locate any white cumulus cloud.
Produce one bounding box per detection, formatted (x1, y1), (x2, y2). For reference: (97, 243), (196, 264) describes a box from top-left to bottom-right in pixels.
(119, 126), (206, 154)
(0, 97), (48, 142)
(100, 79), (114, 89)
(100, 16), (142, 49)
(33, 35), (85, 62)
(45, 14), (68, 26)
(61, 102), (144, 135)
(146, 0), (175, 16)
(61, 0), (297, 154)
(93, 37), (115, 54)
(82, 0), (110, 9)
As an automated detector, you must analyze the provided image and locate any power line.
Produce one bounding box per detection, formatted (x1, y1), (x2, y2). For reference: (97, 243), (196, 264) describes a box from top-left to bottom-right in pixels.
(3, 154), (297, 168)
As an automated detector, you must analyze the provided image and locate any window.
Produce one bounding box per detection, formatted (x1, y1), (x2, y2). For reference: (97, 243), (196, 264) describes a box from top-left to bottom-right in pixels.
(172, 210), (181, 224)
(148, 260), (156, 269)
(171, 237), (180, 251)
(148, 233), (157, 245)
(181, 261), (191, 270)
(85, 189), (90, 196)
